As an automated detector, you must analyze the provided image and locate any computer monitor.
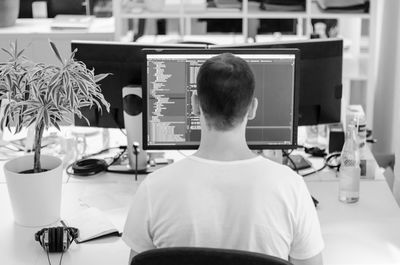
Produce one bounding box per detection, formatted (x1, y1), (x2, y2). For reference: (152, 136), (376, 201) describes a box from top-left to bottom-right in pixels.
(71, 41), (207, 128)
(210, 38), (343, 125)
(143, 49), (299, 150)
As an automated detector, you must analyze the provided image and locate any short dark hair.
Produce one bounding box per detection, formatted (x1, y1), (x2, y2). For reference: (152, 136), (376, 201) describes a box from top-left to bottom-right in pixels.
(196, 53), (255, 130)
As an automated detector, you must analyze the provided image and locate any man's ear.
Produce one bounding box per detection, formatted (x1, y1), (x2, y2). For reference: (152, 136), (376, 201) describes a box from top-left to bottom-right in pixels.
(191, 92), (201, 116)
(247, 97), (258, 120)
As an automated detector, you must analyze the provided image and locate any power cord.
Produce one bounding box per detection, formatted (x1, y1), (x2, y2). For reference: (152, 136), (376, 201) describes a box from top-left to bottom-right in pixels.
(282, 149), (299, 174)
(46, 249), (64, 265)
(133, 142), (140, 181)
(300, 152), (341, 177)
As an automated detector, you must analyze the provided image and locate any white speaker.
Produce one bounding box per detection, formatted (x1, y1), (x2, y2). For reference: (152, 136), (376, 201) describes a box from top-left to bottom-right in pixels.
(122, 85), (147, 171)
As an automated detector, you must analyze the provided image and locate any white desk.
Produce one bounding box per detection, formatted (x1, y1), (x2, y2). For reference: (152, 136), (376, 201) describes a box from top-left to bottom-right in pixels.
(1, 167), (400, 265)
(0, 18), (114, 65)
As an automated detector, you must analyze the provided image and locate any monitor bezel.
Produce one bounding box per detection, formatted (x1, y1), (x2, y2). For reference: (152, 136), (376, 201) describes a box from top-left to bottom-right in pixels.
(142, 48), (300, 150)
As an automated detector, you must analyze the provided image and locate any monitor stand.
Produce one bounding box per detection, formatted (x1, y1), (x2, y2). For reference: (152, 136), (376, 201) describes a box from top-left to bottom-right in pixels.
(106, 148), (149, 177)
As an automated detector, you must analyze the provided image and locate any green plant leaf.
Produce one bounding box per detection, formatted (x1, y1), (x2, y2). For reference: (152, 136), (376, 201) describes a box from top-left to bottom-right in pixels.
(17, 49), (25, 58)
(13, 41), (17, 58)
(49, 41), (63, 65)
(94, 73), (109, 83)
(1, 48), (13, 58)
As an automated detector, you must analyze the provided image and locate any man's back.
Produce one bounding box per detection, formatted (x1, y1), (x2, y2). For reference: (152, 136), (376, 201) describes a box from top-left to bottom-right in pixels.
(123, 155), (324, 261)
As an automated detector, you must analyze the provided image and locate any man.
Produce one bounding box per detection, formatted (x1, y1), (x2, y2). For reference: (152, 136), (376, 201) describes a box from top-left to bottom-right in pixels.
(123, 53), (324, 265)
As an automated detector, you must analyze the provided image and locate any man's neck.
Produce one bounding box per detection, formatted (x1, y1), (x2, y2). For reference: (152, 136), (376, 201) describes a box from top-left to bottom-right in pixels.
(194, 125), (256, 161)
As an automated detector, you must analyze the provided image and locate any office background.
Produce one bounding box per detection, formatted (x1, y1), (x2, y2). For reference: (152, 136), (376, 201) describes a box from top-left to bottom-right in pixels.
(1, 1), (400, 264)
(0, 0), (399, 197)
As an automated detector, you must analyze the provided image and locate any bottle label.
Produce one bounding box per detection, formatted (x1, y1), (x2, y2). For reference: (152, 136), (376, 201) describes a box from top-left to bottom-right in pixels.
(339, 167), (361, 192)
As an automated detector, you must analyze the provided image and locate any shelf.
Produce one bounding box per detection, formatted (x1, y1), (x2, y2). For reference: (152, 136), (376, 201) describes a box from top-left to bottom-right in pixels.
(246, 11), (307, 19)
(136, 34), (246, 45)
(184, 9), (243, 19)
(121, 11), (181, 19)
(310, 1), (370, 19)
(246, 2), (306, 19)
(255, 35), (308, 43)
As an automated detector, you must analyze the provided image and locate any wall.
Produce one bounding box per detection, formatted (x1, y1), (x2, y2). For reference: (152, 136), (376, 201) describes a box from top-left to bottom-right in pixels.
(372, 0), (400, 205)
(372, 0), (400, 154)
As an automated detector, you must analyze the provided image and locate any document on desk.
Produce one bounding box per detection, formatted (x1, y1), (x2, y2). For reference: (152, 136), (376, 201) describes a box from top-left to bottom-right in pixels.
(61, 207), (120, 243)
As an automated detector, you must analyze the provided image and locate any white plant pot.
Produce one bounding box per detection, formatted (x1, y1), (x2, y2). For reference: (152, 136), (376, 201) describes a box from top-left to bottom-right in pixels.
(4, 155), (63, 227)
(144, 0), (165, 12)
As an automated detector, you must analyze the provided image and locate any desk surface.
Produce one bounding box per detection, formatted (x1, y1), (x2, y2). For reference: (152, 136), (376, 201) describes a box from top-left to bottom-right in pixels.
(1, 172), (400, 265)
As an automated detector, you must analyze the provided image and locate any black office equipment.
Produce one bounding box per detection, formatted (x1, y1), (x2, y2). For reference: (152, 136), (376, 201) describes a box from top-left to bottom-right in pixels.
(71, 41), (207, 129)
(329, 123), (345, 153)
(142, 48), (299, 150)
(210, 38), (343, 126)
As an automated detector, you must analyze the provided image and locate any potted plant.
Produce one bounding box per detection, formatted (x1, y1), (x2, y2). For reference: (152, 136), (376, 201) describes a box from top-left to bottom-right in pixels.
(0, 41), (110, 226)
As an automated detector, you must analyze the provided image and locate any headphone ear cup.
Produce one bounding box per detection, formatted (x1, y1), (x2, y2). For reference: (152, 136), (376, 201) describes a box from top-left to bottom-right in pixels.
(57, 227), (63, 252)
(49, 228), (55, 253)
(65, 228), (70, 250)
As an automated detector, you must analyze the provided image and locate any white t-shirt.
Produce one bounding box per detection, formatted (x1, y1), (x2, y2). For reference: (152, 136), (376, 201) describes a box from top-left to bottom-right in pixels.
(122, 155), (324, 260)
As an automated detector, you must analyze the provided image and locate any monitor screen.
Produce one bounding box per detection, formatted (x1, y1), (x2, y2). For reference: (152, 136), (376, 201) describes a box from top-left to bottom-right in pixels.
(143, 49), (299, 150)
(71, 41), (207, 129)
(210, 39), (343, 126)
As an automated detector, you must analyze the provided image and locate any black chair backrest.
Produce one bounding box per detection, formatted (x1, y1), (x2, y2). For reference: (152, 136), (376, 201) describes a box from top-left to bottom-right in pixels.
(131, 247), (293, 265)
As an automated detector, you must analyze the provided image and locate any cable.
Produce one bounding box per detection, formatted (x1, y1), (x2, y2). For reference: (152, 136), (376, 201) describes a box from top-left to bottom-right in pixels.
(300, 152), (341, 177)
(282, 149), (299, 174)
(46, 250), (52, 265)
(111, 109), (127, 136)
(66, 146), (127, 177)
(45, 249), (65, 265)
(301, 164), (327, 177)
(59, 252), (64, 265)
(133, 142), (139, 181)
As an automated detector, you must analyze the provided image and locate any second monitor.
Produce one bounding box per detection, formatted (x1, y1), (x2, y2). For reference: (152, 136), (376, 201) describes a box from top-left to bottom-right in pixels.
(210, 39), (343, 126)
(143, 49), (300, 150)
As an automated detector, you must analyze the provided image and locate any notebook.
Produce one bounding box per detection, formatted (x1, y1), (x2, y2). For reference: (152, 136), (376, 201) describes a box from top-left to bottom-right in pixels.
(61, 207), (120, 243)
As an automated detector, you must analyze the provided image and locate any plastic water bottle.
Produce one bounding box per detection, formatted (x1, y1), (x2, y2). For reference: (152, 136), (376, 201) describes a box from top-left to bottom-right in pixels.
(339, 123), (360, 203)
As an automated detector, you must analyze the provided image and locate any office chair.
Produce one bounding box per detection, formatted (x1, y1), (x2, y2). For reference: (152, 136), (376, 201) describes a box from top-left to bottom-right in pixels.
(131, 247), (293, 265)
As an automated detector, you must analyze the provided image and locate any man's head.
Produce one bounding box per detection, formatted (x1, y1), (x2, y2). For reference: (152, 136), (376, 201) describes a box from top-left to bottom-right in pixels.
(195, 53), (257, 131)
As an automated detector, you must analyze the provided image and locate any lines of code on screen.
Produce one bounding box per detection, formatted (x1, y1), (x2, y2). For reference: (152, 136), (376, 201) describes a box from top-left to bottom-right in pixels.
(146, 54), (295, 147)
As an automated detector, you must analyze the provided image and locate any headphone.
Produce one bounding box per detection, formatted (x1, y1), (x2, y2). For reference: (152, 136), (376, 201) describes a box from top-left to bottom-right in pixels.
(325, 152), (342, 170)
(35, 227), (79, 253)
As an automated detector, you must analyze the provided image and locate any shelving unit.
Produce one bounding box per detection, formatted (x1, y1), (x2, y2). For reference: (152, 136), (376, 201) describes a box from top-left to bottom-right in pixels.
(113, 0), (377, 127)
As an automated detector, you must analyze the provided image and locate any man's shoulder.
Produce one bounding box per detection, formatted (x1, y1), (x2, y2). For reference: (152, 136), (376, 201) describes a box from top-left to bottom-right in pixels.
(146, 157), (195, 180)
(146, 156), (302, 183)
(254, 157), (303, 183)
